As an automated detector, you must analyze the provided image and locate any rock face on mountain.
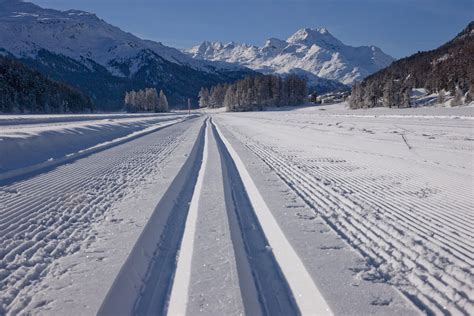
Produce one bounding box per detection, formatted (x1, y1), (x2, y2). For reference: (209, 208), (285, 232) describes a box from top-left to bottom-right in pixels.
(186, 28), (394, 90)
(349, 22), (474, 109)
(0, 0), (254, 109)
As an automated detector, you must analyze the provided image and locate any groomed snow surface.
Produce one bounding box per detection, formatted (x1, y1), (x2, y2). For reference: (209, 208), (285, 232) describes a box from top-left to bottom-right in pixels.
(0, 104), (473, 315)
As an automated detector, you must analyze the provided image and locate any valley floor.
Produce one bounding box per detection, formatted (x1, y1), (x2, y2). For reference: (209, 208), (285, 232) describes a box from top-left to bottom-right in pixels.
(0, 104), (472, 315)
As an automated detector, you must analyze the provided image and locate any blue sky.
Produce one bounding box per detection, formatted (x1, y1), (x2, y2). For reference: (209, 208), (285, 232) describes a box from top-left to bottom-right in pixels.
(31, 0), (473, 58)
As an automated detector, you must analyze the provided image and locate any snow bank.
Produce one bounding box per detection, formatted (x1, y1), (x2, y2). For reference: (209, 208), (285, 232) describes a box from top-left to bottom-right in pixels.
(0, 113), (173, 126)
(0, 114), (194, 180)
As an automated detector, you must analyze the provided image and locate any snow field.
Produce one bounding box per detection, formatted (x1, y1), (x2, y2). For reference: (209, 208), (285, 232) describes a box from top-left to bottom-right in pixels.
(215, 120), (418, 315)
(0, 117), (203, 314)
(0, 114), (192, 179)
(213, 120), (333, 315)
(1, 104), (472, 315)
(0, 113), (175, 126)
(215, 106), (473, 315)
(101, 116), (335, 315)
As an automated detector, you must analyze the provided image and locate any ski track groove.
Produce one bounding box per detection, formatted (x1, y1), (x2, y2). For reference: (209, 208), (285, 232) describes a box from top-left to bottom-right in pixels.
(0, 122), (192, 314)
(218, 122), (474, 316)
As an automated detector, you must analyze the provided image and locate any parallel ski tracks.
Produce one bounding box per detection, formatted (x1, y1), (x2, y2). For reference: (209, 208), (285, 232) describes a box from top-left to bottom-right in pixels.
(100, 118), (332, 316)
(0, 121), (196, 313)
(3, 112), (471, 315)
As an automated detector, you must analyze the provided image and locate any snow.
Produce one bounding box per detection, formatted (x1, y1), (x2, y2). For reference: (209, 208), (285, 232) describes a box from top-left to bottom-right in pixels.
(214, 104), (474, 315)
(214, 115), (418, 315)
(1, 104), (472, 315)
(0, 113), (192, 180)
(0, 117), (205, 314)
(183, 123), (245, 315)
(168, 120), (210, 315)
(186, 28), (394, 85)
(214, 120), (333, 315)
(0, 112), (166, 126)
(0, 0), (245, 77)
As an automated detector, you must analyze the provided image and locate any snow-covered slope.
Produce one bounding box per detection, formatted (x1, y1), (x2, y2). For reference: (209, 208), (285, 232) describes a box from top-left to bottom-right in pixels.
(186, 28), (395, 85)
(0, 0), (242, 76)
(0, 0), (255, 109)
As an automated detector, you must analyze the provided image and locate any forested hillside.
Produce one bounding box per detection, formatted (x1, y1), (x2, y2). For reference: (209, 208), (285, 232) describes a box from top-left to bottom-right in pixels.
(350, 22), (474, 109)
(0, 56), (93, 113)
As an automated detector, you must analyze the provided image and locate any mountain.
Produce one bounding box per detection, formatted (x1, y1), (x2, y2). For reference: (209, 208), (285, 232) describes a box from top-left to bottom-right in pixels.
(0, 55), (93, 113)
(0, 0), (255, 110)
(185, 28), (395, 90)
(349, 22), (474, 109)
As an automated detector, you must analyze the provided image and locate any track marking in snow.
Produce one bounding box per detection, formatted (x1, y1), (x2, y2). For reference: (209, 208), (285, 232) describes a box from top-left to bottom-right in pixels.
(212, 120), (333, 316)
(97, 120), (206, 316)
(0, 120), (201, 314)
(216, 113), (474, 314)
(167, 119), (209, 315)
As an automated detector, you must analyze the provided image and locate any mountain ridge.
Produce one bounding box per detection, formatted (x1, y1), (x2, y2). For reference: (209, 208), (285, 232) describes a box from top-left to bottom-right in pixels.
(0, 0), (255, 109)
(186, 27), (394, 86)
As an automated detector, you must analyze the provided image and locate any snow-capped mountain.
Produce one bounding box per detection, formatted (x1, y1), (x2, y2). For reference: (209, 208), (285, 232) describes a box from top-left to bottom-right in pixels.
(0, 0), (254, 109)
(0, 0), (243, 76)
(186, 28), (395, 85)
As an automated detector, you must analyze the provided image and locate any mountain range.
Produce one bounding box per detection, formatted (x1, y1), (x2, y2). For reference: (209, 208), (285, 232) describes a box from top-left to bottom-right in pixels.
(0, 0), (254, 110)
(186, 28), (395, 92)
(0, 0), (397, 111)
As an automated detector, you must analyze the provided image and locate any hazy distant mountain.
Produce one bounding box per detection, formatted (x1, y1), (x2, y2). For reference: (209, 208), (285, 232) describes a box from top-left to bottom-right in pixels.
(186, 27), (394, 90)
(0, 0), (255, 109)
(350, 22), (474, 109)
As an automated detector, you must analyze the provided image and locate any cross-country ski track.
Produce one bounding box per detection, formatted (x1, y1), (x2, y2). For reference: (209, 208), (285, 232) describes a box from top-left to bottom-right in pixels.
(1, 106), (473, 315)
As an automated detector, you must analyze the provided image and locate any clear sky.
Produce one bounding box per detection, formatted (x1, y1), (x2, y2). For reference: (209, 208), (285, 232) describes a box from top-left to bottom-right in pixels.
(30, 0), (473, 58)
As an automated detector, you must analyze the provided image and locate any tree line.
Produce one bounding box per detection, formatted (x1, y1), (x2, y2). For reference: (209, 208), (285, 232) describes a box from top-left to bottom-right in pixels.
(199, 74), (307, 111)
(0, 56), (93, 113)
(124, 88), (169, 112)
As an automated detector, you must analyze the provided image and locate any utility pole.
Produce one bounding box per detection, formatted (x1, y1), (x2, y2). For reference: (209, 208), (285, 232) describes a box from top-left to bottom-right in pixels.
(187, 98), (191, 115)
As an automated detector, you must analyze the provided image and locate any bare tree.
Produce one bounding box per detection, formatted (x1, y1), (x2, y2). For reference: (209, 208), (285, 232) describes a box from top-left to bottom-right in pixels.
(437, 89), (446, 104)
(159, 90), (169, 112)
(198, 87), (210, 108)
(450, 86), (463, 106)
